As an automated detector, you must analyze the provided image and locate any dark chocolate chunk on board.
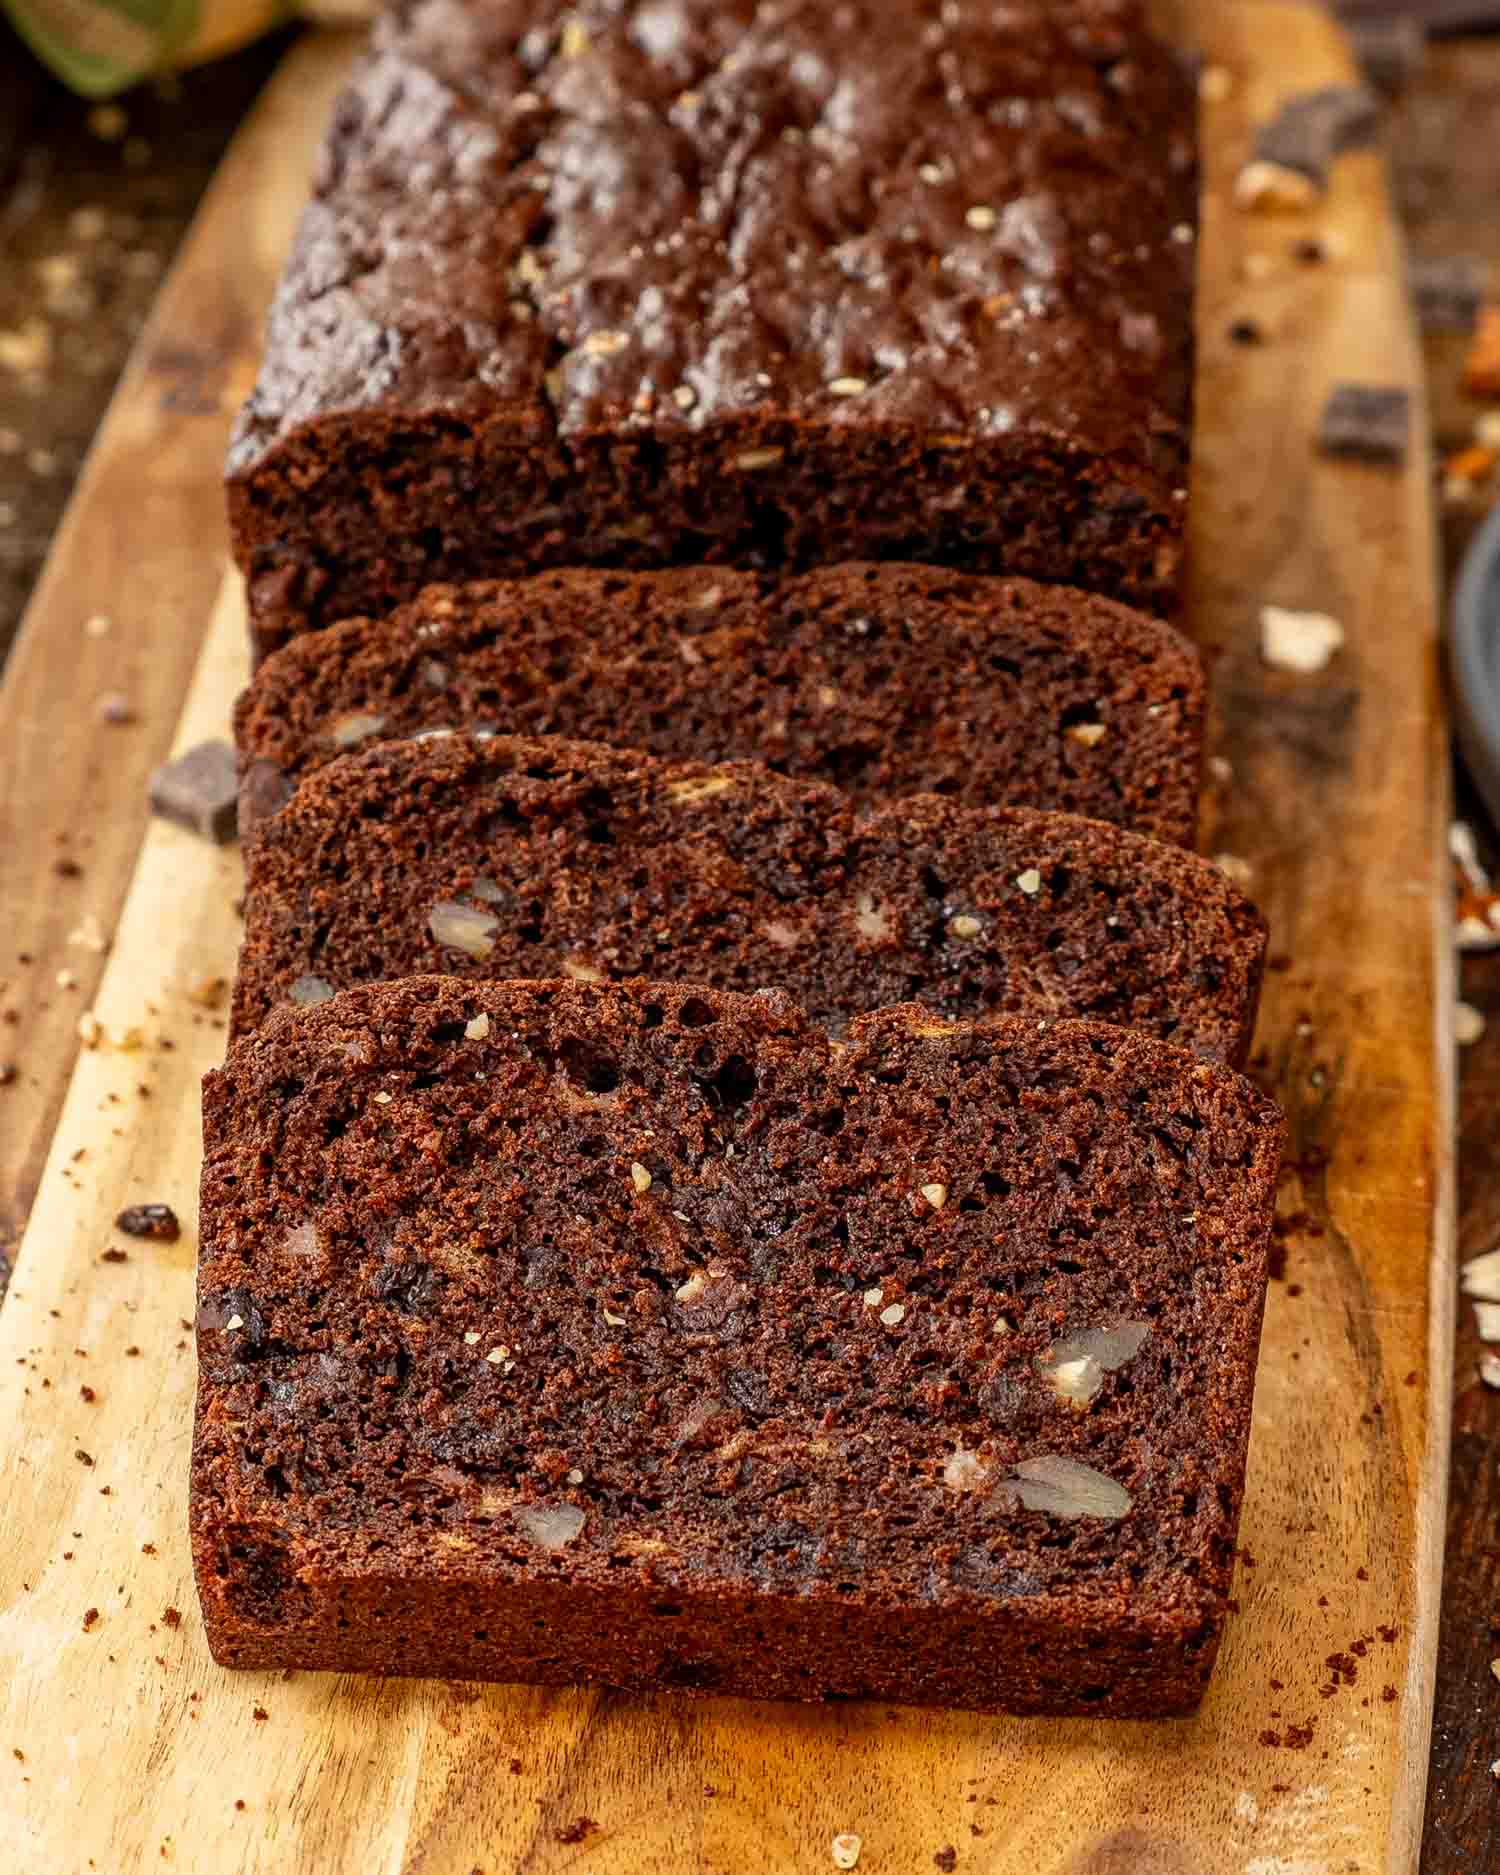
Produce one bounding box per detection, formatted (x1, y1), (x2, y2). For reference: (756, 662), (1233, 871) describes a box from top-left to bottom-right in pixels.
(233, 564), (1207, 848)
(230, 733), (1266, 1062)
(1252, 84), (1382, 185)
(148, 740), (239, 843)
(192, 977), (1283, 1714)
(1317, 382), (1410, 464)
(226, 0), (1198, 658)
(1408, 255), (1486, 335)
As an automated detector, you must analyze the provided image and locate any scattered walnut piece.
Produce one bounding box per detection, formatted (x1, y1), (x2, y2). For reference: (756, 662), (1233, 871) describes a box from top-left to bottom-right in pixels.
(630, 1162), (652, 1194)
(832, 1833), (863, 1869)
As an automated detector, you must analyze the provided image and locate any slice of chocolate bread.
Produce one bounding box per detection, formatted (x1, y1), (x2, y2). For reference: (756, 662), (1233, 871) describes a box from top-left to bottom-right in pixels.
(231, 733), (1265, 1063)
(235, 564), (1205, 845)
(193, 978), (1283, 1715)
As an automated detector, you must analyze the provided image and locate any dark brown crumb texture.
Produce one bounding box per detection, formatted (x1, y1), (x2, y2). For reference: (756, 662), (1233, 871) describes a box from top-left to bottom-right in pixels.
(192, 978), (1282, 1716)
(234, 563), (1205, 845)
(227, 0), (1197, 657)
(231, 733), (1265, 1062)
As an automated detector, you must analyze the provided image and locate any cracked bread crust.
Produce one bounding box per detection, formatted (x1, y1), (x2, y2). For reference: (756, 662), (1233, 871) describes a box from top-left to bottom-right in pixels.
(226, 0), (1197, 656)
(233, 563), (1205, 845)
(230, 732), (1264, 1060)
(193, 978), (1281, 1714)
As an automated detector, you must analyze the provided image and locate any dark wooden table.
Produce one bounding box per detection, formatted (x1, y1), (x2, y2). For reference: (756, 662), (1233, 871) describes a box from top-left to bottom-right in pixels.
(1, 17), (1498, 1870)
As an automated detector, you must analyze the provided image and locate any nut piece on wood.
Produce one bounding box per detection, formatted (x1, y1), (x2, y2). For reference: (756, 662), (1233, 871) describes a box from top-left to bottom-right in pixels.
(1317, 383), (1410, 465)
(149, 740), (239, 844)
(114, 1202), (181, 1243)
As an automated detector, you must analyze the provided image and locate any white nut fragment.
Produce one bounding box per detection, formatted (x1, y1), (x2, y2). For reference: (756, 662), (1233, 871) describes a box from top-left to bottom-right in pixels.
(949, 914), (982, 940)
(373, 1090), (393, 1105)
(966, 204), (998, 230)
(515, 1503), (586, 1549)
(1481, 1353), (1500, 1391)
(1013, 1454), (1132, 1520)
(562, 958), (605, 983)
(603, 1308), (628, 1327)
(1016, 868), (1042, 896)
(464, 1330), (481, 1346)
(863, 1287), (884, 1307)
(630, 1162), (653, 1194)
(733, 447), (785, 471)
(920, 1182), (948, 1209)
(224, 1315), (245, 1332)
(942, 1449), (991, 1493)
(469, 876), (507, 904)
(1039, 1320), (1151, 1411)
(465, 1013), (491, 1041)
(330, 711), (387, 748)
(1462, 1247), (1500, 1301)
(1065, 722), (1107, 748)
(1214, 853), (1254, 890)
(1235, 159), (1318, 212)
(672, 384), (697, 410)
(1457, 1002), (1486, 1046)
(667, 774), (734, 802)
(579, 328), (629, 357)
(764, 919), (803, 948)
(567, 1468), (584, 1485)
(673, 1272), (706, 1304)
(853, 892), (893, 941)
(289, 974), (335, 1007)
(1260, 604), (1344, 674)
(832, 1833), (863, 1869)
(828, 376), (868, 397)
(1047, 1355), (1104, 1409)
(284, 1221), (319, 1260)
(486, 1345), (510, 1365)
(879, 1302), (907, 1326)
(429, 901), (499, 960)
(1474, 1301), (1500, 1341)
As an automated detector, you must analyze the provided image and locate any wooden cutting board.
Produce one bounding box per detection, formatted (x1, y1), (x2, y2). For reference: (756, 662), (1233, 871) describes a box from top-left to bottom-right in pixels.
(0, 3), (1452, 1870)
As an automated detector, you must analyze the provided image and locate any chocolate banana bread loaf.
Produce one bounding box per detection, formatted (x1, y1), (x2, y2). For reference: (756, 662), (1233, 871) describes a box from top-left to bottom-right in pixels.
(235, 564), (1206, 845)
(227, 0), (1197, 659)
(231, 733), (1265, 1062)
(192, 978), (1281, 1713)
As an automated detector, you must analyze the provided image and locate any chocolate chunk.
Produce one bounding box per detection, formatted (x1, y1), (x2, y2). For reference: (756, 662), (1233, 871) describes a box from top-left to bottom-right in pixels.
(1317, 383), (1410, 464)
(115, 1202), (182, 1243)
(1409, 256), (1486, 335)
(1348, 18), (1426, 96)
(149, 740), (239, 844)
(1253, 85), (1382, 186)
(237, 758), (294, 840)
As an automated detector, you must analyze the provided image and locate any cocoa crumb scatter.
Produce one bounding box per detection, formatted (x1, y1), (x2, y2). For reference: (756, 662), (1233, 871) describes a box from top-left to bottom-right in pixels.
(114, 1202), (180, 1242)
(81, 1608), (99, 1631)
(126, 1346), (141, 1357)
(935, 1849), (958, 1872)
(508, 1758), (522, 1775)
(162, 1607), (182, 1629)
(1378, 1624), (1399, 1643)
(11, 1749), (22, 1763)
(101, 1249), (128, 1264)
(79, 1386), (95, 1403)
(1382, 1685), (1397, 1702)
(553, 1818), (597, 1846)
(235, 1801), (245, 1812)
(252, 1706), (268, 1722)
(74, 1449), (93, 1467)
(141, 1543), (155, 1555)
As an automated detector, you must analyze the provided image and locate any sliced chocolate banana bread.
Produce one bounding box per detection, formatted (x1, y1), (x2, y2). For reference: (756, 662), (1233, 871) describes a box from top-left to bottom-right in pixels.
(193, 978), (1282, 1715)
(228, 0), (1196, 657)
(231, 733), (1264, 1062)
(235, 564), (1205, 845)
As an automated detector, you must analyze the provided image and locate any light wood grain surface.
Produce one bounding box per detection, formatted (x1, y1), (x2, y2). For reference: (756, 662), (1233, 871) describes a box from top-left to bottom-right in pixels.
(0, 5), (1451, 1870)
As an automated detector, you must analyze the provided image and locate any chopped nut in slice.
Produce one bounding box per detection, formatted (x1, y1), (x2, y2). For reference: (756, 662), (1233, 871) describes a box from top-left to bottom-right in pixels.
(920, 1182), (948, 1209)
(966, 204), (998, 230)
(579, 328), (629, 358)
(289, 973), (335, 1007)
(630, 1162), (652, 1194)
(828, 376), (868, 397)
(1474, 1301), (1500, 1342)
(879, 1302), (907, 1326)
(1065, 722), (1107, 748)
(853, 892), (893, 941)
(667, 774), (734, 802)
(1456, 1003), (1485, 1046)
(330, 711), (387, 749)
(465, 1013), (491, 1041)
(515, 1503), (585, 1549)
(863, 1287), (884, 1307)
(464, 1330), (481, 1346)
(562, 958), (605, 983)
(942, 1449), (991, 1493)
(1462, 1247), (1500, 1301)
(1016, 868), (1042, 896)
(429, 902), (499, 960)
(1038, 1320), (1151, 1409)
(948, 914), (982, 940)
(1012, 1454), (1132, 1520)
(733, 447), (785, 471)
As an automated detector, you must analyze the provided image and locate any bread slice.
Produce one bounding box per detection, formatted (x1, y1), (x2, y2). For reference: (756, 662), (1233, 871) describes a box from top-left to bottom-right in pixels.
(231, 733), (1264, 1061)
(192, 978), (1282, 1714)
(234, 564), (1206, 845)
